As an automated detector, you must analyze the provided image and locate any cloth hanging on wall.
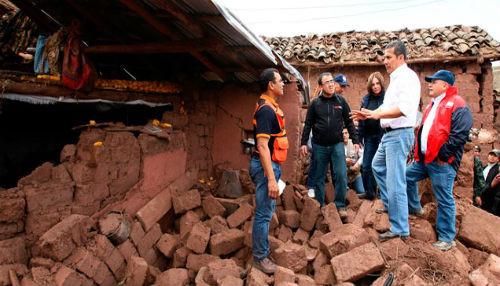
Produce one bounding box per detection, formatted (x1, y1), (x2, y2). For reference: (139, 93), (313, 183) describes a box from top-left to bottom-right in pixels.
(62, 20), (90, 90)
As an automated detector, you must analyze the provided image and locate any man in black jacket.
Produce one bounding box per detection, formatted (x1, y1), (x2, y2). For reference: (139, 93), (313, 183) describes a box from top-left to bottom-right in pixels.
(300, 73), (359, 217)
(481, 149), (500, 216)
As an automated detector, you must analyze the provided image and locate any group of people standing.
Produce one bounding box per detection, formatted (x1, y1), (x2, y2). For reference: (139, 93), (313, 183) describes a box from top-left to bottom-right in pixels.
(473, 145), (500, 216)
(249, 40), (474, 274)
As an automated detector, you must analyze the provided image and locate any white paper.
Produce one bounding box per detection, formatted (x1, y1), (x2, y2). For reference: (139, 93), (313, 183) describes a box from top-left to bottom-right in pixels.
(278, 179), (286, 196)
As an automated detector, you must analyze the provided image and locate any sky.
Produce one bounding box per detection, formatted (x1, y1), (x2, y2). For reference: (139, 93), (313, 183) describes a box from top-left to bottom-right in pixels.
(216, 0), (500, 41)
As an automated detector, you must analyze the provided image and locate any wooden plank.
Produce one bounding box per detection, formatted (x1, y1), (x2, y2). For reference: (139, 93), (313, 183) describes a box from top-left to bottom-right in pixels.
(83, 39), (222, 54)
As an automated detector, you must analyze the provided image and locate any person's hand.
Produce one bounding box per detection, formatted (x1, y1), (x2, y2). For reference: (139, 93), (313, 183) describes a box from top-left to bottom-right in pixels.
(436, 158), (446, 166)
(363, 108), (381, 120)
(346, 158), (354, 166)
(268, 180), (279, 199)
(475, 196), (482, 206)
(300, 145), (308, 157)
(491, 173), (500, 187)
(353, 144), (360, 154)
(351, 163), (359, 172)
(350, 110), (367, 120)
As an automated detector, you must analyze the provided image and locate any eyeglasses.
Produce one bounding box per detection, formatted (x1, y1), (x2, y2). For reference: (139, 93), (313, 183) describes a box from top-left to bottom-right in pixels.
(322, 79), (334, 85)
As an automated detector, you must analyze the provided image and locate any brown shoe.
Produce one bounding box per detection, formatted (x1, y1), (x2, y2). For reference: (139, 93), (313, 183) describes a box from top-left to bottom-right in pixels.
(338, 209), (347, 219)
(253, 257), (277, 274)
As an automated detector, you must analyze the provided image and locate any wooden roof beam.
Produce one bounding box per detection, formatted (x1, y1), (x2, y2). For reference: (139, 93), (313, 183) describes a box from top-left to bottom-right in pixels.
(9, 0), (56, 32)
(150, 0), (204, 35)
(83, 39), (222, 54)
(119, 0), (227, 80)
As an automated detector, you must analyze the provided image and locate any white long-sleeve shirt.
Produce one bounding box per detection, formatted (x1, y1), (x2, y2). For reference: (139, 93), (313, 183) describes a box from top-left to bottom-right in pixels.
(380, 63), (421, 129)
(421, 93), (446, 154)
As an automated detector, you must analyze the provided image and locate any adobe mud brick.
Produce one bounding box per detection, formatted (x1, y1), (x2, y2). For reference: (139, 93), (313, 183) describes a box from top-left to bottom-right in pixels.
(203, 259), (241, 286)
(209, 229), (244, 256)
(345, 189), (361, 210)
(319, 224), (371, 257)
(274, 241), (307, 272)
(282, 185), (297, 211)
(458, 207), (500, 255)
(297, 274), (316, 286)
(129, 221), (145, 247)
(0, 197), (25, 223)
(447, 248), (472, 274)
(31, 266), (53, 285)
(321, 203), (343, 232)
(173, 189), (201, 214)
(314, 264), (335, 285)
(247, 267), (271, 286)
(292, 228), (310, 244)
(179, 211), (200, 239)
(186, 222), (211, 254)
(300, 197), (320, 231)
(53, 265), (92, 286)
(308, 229), (324, 249)
(277, 224), (293, 242)
(215, 170), (243, 199)
(104, 248), (126, 281)
(0, 236), (28, 265)
(92, 261), (116, 286)
(215, 198), (241, 216)
(209, 216), (229, 235)
(37, 214), (93, 261)
(93, 234), (113, 260)
(279, 210), (300, 229)
(137, 223), (162, 257)
(409, 218), (436, 242)
(202, 195), (226, 218)
(186, 253), (220, 272)
(274, 266), (295, 285)
(29, 257), (55, 269)
(218, 276), (244, 286)
(270, 212), (279, 230)
(156, 233), (179, 258)
(117, 240), (139, 263)
(469, 254), (500, 286)
(172, 247), (191, 268)
(227, 203), (253, 228)
(373, 213), (390, 232)
(330, 242), (385, 283)
(353, 200), (373, 227)
(136, 187), (172, 232)
(195, 266), (210, 286)
(125, 256), (148, 286)
(65, 248), (100, 279)
(379, 238), (409, 260)
(156, 268), (189, 286)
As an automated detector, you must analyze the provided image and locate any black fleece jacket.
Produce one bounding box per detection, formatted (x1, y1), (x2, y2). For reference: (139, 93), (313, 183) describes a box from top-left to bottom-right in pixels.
(301, 93), (359, 147)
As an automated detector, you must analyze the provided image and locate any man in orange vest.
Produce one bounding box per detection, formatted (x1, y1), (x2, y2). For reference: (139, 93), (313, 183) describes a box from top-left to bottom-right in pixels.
(250, 68), (288, 274)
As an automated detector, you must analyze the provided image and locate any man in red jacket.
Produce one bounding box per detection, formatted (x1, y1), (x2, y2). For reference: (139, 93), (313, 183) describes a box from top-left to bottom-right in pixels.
(406, 70), (473, 251)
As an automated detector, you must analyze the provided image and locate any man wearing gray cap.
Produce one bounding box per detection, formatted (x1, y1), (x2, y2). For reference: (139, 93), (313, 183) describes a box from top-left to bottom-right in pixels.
(406, 69), (473, 251)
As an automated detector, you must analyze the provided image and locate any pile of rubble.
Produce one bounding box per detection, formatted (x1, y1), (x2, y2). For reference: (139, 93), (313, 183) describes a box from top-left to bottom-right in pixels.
(0, 127), (499, 286)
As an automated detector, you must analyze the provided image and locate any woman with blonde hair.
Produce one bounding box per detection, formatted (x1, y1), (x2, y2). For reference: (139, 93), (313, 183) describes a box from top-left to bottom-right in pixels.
(357, 72), (385, 200)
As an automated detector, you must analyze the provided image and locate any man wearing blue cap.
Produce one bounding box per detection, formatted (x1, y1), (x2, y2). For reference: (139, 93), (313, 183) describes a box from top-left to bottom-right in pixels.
(300, 72), (359, 217)
(406, 69), (473, 251)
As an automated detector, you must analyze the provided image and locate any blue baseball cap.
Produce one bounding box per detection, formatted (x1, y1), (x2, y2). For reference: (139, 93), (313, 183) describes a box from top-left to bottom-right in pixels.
(334, 74), (350, 86)
(425, 70), (455, 86)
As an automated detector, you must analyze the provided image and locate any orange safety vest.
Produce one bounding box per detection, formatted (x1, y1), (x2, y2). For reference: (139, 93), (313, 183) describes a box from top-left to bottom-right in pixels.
(252, 95), (289, 164)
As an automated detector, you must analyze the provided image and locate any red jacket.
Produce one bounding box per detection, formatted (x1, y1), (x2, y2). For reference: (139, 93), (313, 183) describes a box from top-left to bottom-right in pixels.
(415, 86), (473, 171)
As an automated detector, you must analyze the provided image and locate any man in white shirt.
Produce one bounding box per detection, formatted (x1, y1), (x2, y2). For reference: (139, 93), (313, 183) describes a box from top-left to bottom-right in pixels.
(351, 41), (420, 241)
(406, 70), (473, 251)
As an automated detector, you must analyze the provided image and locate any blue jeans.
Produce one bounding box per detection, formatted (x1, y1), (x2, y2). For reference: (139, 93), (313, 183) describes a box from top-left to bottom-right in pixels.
(313, 142), (347, 208)
(250, 157), (281, 261)
(349, 176), (365, 194)
(372, 128), (414, 236)
(406, 160), (457, 242)
(306, 145), (316, 189)
(362, 133), (383, 197)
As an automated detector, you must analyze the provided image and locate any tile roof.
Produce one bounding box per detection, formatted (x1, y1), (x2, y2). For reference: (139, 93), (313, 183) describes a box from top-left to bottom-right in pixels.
(263, 26), (500, 66)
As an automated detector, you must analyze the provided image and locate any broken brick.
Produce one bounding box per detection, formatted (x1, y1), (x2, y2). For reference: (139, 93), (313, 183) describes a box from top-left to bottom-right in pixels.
(209, 216), (229, 235)
(279, 210), (300, 229)
(0, 236), (28, 265)
(117, 240), (139, 263)
(203, 259), (240, 286)
(125, 256), (148, 286)
(247, 267), (271, 286)
(179, 211), (200, 239)
(469, 254), (500, 286)
(321, 203), (342, 232)
(172, 247), (191, 268)
(137, 223), (162, 257)
(276, 224), (293, 243)
(352, 200), (373, 227)
(186, 253), (220, 272)
(186, 221), (211, 254)
(282, 185), (297, 211)
(299, 197), (320, 231)
(296, 274), (316, 286)
(274, 241), (307, 272)
(129, 221), (145, 247)
(104, 248), (126, 281)
(319, 224), (371, 257)
(458, 207), (500, 255)
(226, 204), (253, 229)
(217, 276), (244, 286)
(53, 265), (92, 286)
(209, 229), (244, 256)
(274, 266), (295, 284)
(292, 228), (310, 245)
(92, 262), (116, 286)
(379, 237), (409, 261)
(172, 189), (202, 214)
(156, 268), (189, 286)
(314, 264), (335, 285)
(409, 218), (436, 242)
(330, 242), (385, 283)
(202, 195), (226, 218)
(156, 233), (179, 258)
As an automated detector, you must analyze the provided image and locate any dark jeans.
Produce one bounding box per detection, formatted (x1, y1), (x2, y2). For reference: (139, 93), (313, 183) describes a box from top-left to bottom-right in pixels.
(313, 142), (347, 208)
(362, 133), (383, 197)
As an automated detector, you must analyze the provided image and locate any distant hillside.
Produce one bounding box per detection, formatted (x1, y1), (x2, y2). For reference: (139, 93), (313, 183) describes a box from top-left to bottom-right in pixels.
(494, 65), (500, 91)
